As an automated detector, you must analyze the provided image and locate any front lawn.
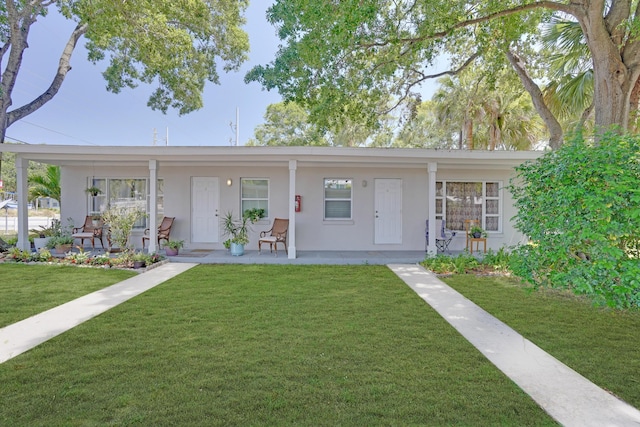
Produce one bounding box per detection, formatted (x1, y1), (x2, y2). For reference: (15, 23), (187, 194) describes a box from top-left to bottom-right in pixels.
(444, 275), (640, 409)
(0, 265), (555, 426)
(0, 263), (136, 328)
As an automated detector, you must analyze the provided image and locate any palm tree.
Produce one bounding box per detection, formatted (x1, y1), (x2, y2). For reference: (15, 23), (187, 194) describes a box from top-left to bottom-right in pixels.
(541, 18), (594, 133)
(28, 165), (61, 208)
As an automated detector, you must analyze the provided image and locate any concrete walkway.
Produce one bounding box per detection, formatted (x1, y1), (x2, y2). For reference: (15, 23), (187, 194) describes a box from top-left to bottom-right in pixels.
(0, 263), (197, 364)
(389, 264), (640, 427)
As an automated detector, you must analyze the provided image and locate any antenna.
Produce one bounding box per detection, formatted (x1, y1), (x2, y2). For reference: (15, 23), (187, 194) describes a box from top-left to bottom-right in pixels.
(236, 107), (240, 146)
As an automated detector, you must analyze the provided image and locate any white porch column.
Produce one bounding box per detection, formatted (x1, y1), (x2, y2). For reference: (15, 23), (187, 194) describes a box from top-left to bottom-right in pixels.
(148, 160), (158, 253)
(427, 162), (438, 254)
(288, 160), (297, 259)
(16, 156), (30, 252)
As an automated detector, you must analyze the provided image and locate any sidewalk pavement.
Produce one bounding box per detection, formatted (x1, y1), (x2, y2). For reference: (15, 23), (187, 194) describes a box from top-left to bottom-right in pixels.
(389, 264), (640, 427)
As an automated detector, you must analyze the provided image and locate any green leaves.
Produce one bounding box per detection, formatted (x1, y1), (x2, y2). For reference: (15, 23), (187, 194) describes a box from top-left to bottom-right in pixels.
(509, 132), (640, 308)
(76, 0), (249, 115)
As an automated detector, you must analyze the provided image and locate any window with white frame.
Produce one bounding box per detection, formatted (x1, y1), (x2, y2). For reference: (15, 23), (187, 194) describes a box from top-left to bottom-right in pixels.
(88, 178), (164, 228)
(324, 178), (352, 220)
(241, 178), (269, 217)
(435, 181), (502, 232)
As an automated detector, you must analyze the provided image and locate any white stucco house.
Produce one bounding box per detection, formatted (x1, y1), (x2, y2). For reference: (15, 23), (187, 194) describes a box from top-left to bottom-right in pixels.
(1, 144), (542, 259)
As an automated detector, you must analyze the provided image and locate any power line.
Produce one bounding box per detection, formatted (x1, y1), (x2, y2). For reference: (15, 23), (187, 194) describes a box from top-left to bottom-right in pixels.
(14, 120), (99, 146)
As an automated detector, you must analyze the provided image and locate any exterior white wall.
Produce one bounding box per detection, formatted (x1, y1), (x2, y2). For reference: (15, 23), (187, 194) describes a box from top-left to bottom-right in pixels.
(61, 162), (526, 252)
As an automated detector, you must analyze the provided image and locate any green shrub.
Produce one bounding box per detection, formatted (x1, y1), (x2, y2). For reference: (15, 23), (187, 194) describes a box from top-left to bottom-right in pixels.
(509, 132), (640, 308)
(422, 253), (480, 274)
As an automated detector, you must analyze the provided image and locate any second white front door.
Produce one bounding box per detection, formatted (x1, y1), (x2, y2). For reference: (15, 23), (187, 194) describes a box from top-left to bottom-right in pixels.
(374, 178), (402, 244)
(191, 177), (219, 243)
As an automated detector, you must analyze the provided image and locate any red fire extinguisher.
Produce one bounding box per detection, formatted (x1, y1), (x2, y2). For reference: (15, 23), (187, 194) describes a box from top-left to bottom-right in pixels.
(295, 195), (301, 212)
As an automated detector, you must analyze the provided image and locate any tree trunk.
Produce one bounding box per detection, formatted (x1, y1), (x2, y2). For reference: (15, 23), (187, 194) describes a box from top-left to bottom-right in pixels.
(464, 118), (474, 149)
(506, 50), (564, 149)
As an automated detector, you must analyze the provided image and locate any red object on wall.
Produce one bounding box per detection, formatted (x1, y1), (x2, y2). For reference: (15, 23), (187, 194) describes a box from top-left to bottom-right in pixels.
(295, 195), (301, 212)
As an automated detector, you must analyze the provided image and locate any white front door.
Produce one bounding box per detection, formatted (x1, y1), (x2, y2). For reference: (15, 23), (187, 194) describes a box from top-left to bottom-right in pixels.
(374, 178), (402, 244)
(191, 177), (219, 243)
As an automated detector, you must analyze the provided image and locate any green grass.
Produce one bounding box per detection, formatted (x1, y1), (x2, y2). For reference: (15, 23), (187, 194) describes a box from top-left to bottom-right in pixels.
(443, 275), (640, 409)
(0, 263), (136, 327)
(0, 265), (555, 426)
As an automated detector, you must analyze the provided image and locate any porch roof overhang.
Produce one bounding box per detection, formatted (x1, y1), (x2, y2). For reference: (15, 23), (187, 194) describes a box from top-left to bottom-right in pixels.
(0, 144), (543, 170)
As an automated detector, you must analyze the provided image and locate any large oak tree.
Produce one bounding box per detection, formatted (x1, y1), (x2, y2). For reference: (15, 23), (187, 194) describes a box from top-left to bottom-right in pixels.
(0, 0), (250, 146)
(248, 0), (640, 149)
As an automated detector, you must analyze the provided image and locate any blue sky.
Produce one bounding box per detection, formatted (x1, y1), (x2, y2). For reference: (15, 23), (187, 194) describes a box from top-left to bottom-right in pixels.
(5, 3), (439, 147)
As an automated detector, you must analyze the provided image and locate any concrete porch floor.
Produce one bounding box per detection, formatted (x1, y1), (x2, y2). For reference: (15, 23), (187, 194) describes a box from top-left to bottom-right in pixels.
(165, 249), (432, 265)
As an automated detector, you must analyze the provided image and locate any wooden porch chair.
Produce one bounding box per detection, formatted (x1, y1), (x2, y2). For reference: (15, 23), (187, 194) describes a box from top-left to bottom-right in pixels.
(72, 216), (105, 249)
(464, 219), (486, 254)
(142, 216), (175, 249)
(258, 218), (289, 256)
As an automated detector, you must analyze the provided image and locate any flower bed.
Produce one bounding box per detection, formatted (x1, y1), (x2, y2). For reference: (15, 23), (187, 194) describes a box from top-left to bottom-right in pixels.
(0, 248), (166, 272)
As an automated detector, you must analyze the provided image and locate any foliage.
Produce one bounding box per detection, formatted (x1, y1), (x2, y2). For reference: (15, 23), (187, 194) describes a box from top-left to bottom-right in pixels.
(165, 240), (184, 250)
(0, 152), (51, 194)
(4, 235), (18, 246)
(509, 132), (640, 308)
(45, 234), (74, 249)
(248, 0), (640, 145)
(101, 206), (147, 252)
(28, 165), (61, 207)
(247, 102), (327, 146)
(422, 253), (481, 275)
(85, 186), (102, 196)
(221, 209), (264, 244)
(469, 225), (487, 238)
(6, 247), (53, 263)
(1, 1), (250, 144)
(30, 218), (61, 238)
(421, 250), (513, 275)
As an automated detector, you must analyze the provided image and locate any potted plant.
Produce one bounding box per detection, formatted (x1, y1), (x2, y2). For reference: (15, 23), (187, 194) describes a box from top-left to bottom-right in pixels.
(469, 224), (487, 238)
(221, 209), (265, 256)
(46, 234), (75, 254)
(164, 239), (184, 256)
(132, 252), (148, 269)
(85, 186), (103, 197)
(30, 218), (61, 251)
(101, 206), (147, 253)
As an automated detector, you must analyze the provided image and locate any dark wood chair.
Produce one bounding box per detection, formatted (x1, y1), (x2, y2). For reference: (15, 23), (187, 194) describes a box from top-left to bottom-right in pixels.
(142, 216), (175, 249)
(258, 218), (289, 256)
(72, 216), (105, 249)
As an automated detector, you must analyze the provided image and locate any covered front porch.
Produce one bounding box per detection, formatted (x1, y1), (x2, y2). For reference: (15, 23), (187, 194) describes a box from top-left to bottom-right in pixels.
(2, 144), (540, 258)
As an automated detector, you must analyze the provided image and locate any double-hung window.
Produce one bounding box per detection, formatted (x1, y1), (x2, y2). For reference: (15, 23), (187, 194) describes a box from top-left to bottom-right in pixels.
(241, 178), (269, 217)
(88, 178), (164, 228)
(435, 181), (502, 232)
(324, 178), (352, 220)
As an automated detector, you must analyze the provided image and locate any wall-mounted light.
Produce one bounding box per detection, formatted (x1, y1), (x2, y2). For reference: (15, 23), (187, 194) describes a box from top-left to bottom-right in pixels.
(226, 178), (233, 187)
(362, 180), (368, 187)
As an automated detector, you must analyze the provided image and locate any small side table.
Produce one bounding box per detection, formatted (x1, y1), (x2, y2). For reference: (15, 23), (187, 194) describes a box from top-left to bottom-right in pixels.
(468, 237), (487, 254)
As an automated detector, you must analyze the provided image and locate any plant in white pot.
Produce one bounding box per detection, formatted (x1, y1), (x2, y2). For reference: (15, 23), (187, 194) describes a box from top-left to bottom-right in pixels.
(30, 218), (61, 251)
(221, 209), (264, 256)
